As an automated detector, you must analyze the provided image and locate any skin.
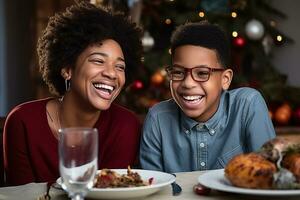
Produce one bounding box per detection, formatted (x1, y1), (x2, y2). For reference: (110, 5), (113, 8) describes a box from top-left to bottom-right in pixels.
(170, 45), (233, 122)
(47, 39), (126, 132)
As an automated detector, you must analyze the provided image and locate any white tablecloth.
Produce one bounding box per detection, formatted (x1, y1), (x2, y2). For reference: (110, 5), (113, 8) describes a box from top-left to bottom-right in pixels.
(1, 171), (300, 200)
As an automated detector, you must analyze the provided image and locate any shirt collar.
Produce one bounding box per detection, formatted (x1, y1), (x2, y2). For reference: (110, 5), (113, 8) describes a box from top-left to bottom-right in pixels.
(179, 91), (228, 136)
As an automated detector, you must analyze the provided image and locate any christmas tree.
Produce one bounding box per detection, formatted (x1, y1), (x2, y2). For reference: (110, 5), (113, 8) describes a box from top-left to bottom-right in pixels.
(97, 0), (300, 125)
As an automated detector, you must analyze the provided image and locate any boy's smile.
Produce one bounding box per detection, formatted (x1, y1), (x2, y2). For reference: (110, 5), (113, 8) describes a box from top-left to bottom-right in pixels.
(170, 45), (232, 122)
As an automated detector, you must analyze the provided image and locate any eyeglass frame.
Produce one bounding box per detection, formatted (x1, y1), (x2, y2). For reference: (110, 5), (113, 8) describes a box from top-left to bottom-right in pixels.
(165, 64), (225, 82)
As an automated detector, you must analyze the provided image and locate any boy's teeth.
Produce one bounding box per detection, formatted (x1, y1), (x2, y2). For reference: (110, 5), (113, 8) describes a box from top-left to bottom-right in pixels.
(183, 95), (202, 101)
(94, 83), (114, 91)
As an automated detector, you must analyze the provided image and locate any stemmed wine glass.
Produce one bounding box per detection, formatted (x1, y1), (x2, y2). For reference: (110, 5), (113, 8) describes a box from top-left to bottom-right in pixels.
(59, 127), (98, 200)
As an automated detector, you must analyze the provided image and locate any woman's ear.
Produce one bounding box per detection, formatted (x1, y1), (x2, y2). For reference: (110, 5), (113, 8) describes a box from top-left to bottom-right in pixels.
(222, 69), (233, 90)
(61, 67), (72, 80)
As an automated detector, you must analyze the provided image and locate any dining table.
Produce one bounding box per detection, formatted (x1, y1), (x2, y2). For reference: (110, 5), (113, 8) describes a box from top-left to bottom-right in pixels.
(1, 170), (300, 200)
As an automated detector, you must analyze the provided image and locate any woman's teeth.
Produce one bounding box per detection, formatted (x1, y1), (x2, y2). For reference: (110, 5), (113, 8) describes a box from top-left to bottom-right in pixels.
(93, 83), (114, 94)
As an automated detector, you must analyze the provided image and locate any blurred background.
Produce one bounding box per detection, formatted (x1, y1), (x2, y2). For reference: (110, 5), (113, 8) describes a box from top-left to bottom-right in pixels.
(0, 0), (300, 127)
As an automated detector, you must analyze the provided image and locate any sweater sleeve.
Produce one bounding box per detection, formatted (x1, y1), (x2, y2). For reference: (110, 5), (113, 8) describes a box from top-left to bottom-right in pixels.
(3, 110), (35, 186)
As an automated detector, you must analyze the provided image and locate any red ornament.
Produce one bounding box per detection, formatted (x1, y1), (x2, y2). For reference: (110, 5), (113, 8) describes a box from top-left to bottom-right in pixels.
(131, 80), (144, 90)
(233, 36), (246, 47)
(151, 71), (164, 86)
(275, 103), (292, 125)
(293, 107), (300, 124)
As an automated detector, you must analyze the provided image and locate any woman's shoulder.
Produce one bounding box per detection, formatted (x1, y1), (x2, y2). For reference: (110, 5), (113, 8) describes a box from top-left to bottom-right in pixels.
(6, 98), (52, 121)
(108, 103), (141, 123)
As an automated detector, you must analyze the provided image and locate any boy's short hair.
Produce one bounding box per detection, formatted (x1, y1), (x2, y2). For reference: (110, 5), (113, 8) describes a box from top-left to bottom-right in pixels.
(170, 21), (230, 68)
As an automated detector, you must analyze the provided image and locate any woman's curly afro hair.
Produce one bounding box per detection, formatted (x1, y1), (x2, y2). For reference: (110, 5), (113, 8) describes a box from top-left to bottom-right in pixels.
(37, 1), (143, 96)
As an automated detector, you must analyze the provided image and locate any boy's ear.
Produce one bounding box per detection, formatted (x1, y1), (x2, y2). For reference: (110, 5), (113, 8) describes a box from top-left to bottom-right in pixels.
(222, 69), (233, 90)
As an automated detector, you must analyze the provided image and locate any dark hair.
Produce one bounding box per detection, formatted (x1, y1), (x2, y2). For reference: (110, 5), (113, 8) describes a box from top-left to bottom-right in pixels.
(37, 1), (142, 96)
(170, 21), (230, 68)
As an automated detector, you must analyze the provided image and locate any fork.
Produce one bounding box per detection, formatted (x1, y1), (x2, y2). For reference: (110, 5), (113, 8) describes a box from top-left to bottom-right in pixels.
(171, 174), (182, 196)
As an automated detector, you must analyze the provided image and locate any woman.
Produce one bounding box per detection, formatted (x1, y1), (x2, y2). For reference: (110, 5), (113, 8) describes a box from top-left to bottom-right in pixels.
(3, 1), (143, 186)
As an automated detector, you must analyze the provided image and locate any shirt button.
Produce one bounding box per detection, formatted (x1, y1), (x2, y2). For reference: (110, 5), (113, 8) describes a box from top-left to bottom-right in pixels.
(200, 143), (205, 147)
(200, 162), (206, 166)
(210, 129), (215, 134)
(185, 130), (190, 134)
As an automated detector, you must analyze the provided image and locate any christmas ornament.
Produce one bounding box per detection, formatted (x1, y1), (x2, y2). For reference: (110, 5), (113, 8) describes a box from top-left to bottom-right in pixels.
(262, 35), (273, 55)
(293, 107), (300, 124)
(151, 71), (164, 85)
(131, 80), (144, 90)
(269, 110), (273, 120)
(245, 19), (265, 40)
(142, 31), (154, 51)
(233, 36), (246, 47)
(274, 103), (292, 125)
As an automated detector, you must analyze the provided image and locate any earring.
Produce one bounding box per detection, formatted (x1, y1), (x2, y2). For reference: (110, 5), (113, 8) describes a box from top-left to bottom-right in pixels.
(65, 78), (71, 92)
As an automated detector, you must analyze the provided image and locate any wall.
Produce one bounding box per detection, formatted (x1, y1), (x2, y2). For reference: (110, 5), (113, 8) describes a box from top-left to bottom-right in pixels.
(0, 0), (6, 116)
(0, 0), (36, 115)
(272, 0), (300, 87)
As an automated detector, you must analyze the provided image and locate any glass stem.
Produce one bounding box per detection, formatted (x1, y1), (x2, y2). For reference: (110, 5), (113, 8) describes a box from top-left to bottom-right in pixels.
(71, 193), (84, 200)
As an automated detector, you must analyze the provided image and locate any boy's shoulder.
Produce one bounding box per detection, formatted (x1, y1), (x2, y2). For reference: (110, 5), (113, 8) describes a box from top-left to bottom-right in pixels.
(149, 99), (179, 115)
(228, 87), (262, 100)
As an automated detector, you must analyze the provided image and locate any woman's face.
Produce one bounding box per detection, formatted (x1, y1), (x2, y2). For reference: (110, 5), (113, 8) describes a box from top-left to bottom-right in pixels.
(67, 39), (126, 111)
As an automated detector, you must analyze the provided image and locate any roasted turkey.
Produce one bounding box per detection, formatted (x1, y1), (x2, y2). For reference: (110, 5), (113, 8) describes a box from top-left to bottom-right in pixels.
(225, 138), (300, 189)
(225, 153), (276, 189)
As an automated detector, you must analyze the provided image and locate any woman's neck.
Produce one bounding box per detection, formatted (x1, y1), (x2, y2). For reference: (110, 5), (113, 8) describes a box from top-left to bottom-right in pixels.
(59, 94), (101, 128)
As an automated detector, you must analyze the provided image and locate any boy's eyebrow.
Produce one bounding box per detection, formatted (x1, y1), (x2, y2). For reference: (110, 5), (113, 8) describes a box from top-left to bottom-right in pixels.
(88, 52), (125, 62)
(172, 63), (210, 68)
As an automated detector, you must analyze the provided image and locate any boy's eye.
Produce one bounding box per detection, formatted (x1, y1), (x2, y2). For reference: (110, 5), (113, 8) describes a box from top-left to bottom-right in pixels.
(172, 70), (185, 75)
(196, 70), (209, 77)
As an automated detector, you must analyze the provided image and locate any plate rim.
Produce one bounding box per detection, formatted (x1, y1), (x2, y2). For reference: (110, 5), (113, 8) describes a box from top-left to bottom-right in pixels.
(57, 168), (176, 192)
(198, 169), (300, 196)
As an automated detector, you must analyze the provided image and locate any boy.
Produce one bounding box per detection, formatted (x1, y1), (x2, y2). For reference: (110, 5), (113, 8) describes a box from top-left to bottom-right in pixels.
(139, 21), (275, 173)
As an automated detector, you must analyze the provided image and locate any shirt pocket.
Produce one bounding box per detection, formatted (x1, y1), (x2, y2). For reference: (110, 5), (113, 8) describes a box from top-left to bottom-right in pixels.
(213, 145), (243, 169)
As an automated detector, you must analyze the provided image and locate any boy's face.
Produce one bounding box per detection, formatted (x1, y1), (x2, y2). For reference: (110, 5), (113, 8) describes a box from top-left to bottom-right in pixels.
(170, 45), (232, 122)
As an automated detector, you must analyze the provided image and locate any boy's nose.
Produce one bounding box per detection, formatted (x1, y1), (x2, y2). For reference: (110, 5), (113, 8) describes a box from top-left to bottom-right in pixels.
(181, 72), (197, 88)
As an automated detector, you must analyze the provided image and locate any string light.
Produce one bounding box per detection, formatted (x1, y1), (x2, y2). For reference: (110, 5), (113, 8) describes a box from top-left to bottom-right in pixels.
(165, 18), (172, 25)
(270, 20), (276, 27)
(231, 12), (237, 18)
(232, 31), (238, 37)
(198, 11), (205, 18)
(168, 48), (172, 55)
(276, 35), (283, 42)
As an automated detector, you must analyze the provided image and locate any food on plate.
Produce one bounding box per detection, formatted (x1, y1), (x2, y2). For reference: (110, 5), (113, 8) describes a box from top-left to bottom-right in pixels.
(225, 138), (300, 189)
(282, 153), (300, 182)
(225, 153), (276, 189)
(94, 167), (152, 188)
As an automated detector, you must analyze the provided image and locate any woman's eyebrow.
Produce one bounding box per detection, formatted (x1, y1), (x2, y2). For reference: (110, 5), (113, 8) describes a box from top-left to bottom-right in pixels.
(89, 52), (125, 62)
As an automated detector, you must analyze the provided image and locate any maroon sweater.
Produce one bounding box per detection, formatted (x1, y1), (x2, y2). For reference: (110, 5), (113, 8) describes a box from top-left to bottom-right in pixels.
(3, 98), (141, 186)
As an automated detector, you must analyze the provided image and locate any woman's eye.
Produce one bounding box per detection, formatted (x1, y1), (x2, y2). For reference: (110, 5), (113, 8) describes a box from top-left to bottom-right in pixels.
(91, 59), (104, 65)
(116, 65), (126, 71)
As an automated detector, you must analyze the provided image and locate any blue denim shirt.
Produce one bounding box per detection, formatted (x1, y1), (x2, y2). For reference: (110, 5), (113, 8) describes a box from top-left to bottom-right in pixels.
(139, 87), (276, 173)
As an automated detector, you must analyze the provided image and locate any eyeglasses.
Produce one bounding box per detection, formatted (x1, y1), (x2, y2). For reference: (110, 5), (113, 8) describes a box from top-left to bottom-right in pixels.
(165, 65), (225, 82)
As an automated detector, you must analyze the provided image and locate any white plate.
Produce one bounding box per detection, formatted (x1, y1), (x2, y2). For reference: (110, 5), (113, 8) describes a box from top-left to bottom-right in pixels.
(198, 169), (300, 196)
(57, 169), (175, 199)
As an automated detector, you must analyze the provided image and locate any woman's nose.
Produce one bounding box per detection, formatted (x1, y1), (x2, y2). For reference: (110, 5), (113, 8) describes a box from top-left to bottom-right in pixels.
(102, 64), (117, 79)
